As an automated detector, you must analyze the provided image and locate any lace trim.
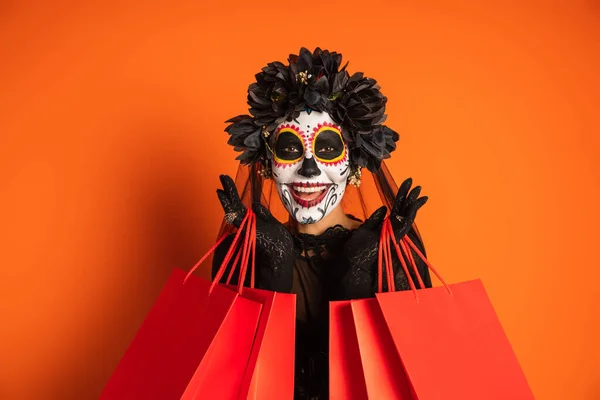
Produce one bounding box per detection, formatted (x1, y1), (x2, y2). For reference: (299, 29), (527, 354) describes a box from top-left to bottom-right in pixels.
(294, 224), (351, 246)
(293, 215), (363, 262)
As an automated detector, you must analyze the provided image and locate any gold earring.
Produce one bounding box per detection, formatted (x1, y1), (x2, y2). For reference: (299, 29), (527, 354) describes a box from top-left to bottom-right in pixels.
(348, 166), (362, 188)
(258, 163), (272, 179)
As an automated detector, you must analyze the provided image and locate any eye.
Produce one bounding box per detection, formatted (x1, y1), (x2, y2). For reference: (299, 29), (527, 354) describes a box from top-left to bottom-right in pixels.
(274, 130), (304, 162)
(318, 146), (336, 153)
(313, 129), (345, 161)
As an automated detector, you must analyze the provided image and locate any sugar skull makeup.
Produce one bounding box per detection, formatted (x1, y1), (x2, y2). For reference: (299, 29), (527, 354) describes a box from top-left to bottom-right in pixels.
(271, 110), (350, 224)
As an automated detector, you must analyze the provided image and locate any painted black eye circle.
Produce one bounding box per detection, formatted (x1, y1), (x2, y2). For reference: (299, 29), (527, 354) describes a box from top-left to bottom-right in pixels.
(274, 131), (304, 161)
(314, 129), (344, 160)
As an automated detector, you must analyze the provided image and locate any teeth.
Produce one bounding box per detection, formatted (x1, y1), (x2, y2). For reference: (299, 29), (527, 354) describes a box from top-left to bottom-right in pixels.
(294, 186), (327, 193)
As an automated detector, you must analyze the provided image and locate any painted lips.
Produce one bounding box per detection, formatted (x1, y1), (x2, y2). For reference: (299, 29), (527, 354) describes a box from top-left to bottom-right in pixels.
(288, 182), (332, 208)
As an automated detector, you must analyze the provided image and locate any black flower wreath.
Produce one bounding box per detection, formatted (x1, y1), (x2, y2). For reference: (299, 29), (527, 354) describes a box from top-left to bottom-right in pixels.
(225, 47), (399, 173)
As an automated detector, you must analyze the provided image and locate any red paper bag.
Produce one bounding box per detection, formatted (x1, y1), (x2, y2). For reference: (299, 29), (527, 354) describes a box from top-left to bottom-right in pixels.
(330, 217), (535, 399)
(100, 268), (262, 400)
(102, 210), (264, 400)
(350, 298), (414, 399)
(239, 287), (296, 400)
(330, 218), (416, 399)
(224, 213), (296, 399)
(182, 210), (296, 399)
(329, 300), (369, 400)
(375, 218), (535, 399)
(377, 279), (534, 399)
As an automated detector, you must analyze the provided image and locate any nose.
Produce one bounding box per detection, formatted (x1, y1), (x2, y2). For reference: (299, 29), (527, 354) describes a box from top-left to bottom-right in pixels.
(297, 156), (321, 178)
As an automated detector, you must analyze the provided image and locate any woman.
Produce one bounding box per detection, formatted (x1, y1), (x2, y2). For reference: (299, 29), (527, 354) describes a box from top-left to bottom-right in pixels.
(212, 47), (431, 399)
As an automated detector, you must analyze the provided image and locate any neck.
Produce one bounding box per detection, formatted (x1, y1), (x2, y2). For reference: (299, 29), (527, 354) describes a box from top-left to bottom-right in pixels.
(295, 206), (352, 236)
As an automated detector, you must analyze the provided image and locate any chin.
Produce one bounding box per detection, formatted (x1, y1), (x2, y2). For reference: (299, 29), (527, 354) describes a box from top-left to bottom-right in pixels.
(291, 196), (329, 225)
(295, 213), (321, 225)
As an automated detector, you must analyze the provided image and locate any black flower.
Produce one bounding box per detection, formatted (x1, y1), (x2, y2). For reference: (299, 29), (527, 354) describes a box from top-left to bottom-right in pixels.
(248, 62), (301, 131)
(332, 72), (388, 135)
(303, 74), (329, 111)
(224, 115), (265, 165)
(225, 47), (400, 172)
(350, 125), (399, 172)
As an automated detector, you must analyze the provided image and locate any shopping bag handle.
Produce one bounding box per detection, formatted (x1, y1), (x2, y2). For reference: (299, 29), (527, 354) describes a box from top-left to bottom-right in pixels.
(377, 217), (452, 297)
(184, 209), (257, 295)
(210, 210), (256, 294)
(232, 210), (256, 294)
(378, 218), (396, 293)
(379, 218), (414, 293)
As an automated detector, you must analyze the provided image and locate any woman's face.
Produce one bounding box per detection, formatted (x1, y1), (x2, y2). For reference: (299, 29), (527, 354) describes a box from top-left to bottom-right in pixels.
(271, 110), (350, 224)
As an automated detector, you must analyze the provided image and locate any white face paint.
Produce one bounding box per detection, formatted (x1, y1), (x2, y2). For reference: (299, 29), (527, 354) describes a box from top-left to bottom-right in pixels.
(271, 110), (350, 224)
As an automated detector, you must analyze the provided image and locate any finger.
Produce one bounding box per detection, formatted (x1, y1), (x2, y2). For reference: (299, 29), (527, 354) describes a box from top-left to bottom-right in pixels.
(362, 206), (387, 230)
(217, 189), (235, 214)
(392, 178), (413, 214)
(406, 185), (422, 205)
(220, 175), (242, 205)
(406, 196), (428, 220)
(397, 178), (412, 198)
(398, 186), (419, 216)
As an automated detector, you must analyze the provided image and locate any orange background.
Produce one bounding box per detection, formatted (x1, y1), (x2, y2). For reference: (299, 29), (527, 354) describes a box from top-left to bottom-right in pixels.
(1, 1), (599, 399)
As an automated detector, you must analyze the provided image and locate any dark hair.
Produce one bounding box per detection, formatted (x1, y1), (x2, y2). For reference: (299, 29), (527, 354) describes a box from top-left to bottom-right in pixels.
(224, 47), (399, 173)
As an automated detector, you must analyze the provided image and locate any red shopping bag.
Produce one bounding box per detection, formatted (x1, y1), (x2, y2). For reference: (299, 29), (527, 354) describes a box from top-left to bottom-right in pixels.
(376, 218), (535, 399)
(350, 298), (414, 399)
(239, 286), (296, 400)
(182, 211), (296, 400)
(101, 211), (263, 400)
(331, 218), (535, 399)
(329, 300), (369, 400)
(329, 220), (415, 400)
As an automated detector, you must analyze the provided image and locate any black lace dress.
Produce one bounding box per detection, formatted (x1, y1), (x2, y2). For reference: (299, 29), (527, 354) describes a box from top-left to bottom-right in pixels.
(291, 223), (356, 399)
(212, 219), (431, 399)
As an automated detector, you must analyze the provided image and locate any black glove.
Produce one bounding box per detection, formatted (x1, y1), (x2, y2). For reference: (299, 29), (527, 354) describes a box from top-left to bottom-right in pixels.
(212, 175), (296, 292)
(389, 177), (428, 240)
(335, 178), (430, 299)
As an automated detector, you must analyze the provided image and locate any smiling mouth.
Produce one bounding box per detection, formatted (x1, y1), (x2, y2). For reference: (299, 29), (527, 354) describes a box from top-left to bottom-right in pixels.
(288, 182), (332, 208)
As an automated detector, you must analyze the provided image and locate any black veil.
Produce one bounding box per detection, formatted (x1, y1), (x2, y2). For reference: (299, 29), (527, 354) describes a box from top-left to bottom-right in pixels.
(215, 160), (422, 241)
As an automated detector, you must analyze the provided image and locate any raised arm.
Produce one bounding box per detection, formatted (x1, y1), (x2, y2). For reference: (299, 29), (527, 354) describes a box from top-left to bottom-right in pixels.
(211, 175), (297, 293)
(335, 178), (431, 299)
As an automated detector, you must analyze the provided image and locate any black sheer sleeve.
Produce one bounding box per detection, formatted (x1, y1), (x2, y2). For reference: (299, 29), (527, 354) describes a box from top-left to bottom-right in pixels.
(211, 232), (297, 292)
(334, 224), (433, 299)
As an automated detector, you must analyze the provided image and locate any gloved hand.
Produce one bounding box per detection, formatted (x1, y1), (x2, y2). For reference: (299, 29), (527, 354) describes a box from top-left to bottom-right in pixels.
(214, 174), (296, 292)
(335, 178), (429, 299)
(388, 177), (428, 240)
